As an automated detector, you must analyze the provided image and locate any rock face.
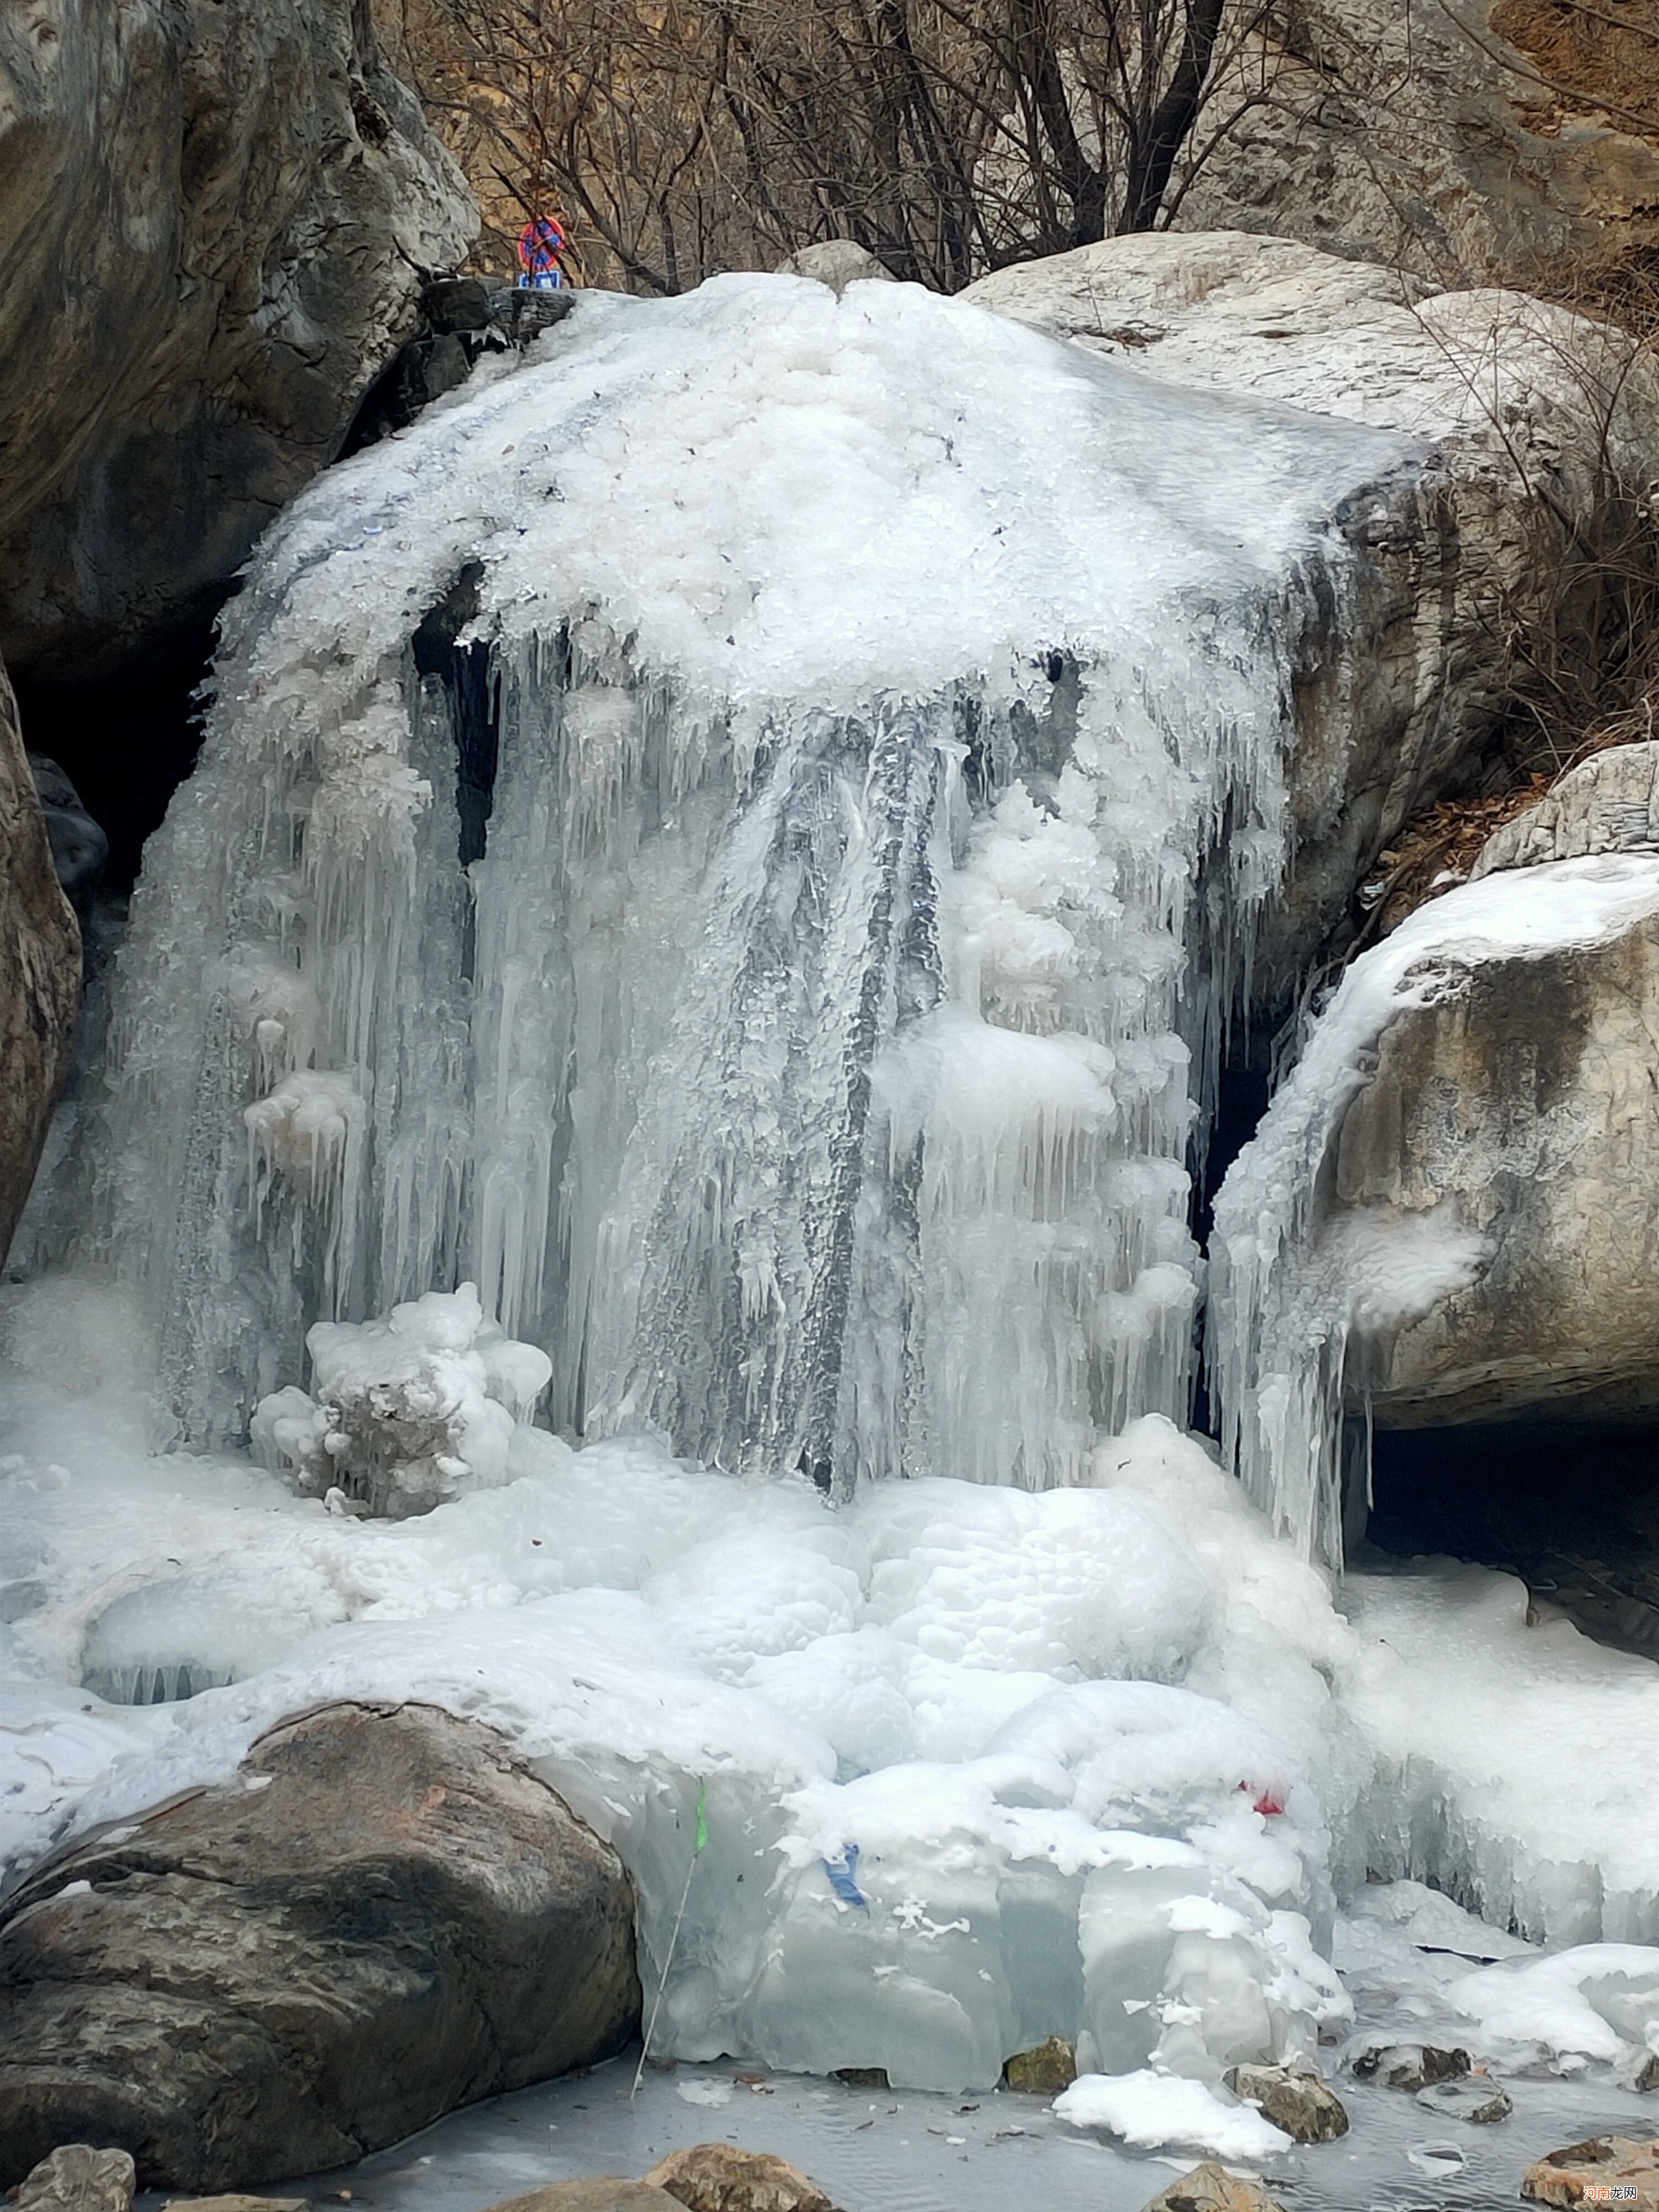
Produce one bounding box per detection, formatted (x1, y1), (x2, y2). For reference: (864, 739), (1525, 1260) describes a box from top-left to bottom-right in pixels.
(0, 0), (475, 688)
(1328, 865), (1659, 1427)
(0, 1702), (640, 2189)
(1172, 0), (1659, 295)
(1477, 742), (1659, 875)
(0, 660), (79, 1266)
(965, 232), (1659, 997)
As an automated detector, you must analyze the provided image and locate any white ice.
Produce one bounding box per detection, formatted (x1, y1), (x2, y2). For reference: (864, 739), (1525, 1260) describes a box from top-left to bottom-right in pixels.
(1054, 2069), (1292, 2160)
(5, 1305), (1658, 2110)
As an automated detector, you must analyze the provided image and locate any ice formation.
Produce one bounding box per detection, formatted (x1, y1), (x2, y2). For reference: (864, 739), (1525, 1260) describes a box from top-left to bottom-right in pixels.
(39, 272), (1413, 1493)
(1208, 853), (1659, 1561)
(252, 1282), (552, 1515)
(5, 271), (1659, 2133)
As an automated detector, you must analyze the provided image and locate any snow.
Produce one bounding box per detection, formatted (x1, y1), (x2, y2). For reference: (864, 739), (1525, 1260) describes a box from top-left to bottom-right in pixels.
(5, 1293), (1659, 2097)
(1207, 853), (1659, 1561)
(34, 270), (1414, 1496)
(1055, 2068), (1291, 2159)
(1446, 1946), (1659, 2078)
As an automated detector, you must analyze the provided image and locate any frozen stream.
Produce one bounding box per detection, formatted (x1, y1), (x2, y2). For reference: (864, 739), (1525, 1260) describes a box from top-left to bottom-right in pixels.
(250, 2053), (1658, 2212)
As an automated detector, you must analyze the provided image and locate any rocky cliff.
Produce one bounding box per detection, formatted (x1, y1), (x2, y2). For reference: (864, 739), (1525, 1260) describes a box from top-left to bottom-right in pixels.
(0, 0), (476, 689)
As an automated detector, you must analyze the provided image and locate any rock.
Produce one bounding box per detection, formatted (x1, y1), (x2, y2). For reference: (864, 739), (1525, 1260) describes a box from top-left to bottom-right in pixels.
(0, 1702), (640, 2188)
(1314, 858), (1659, 1428)
(1522, 2134), (1659, 2207)
(774, 241), (895, 292)
(16, 2148), (136, 2212)
(1415, 2074), (1512, 2122)
(1352, 2041), (1471, 2091)
(1003, 2037), (1078, 2094)
(1137, 2164), (1287, 2212)
(424, 276), (503, 334)
(830, 2066), (889, 2088)
(1224, 2062), (1350, 2142)
(481, 2190), (683, 2212)
(0, 1), (476, 690)
(163, 2200), (308, 2212)
(1171, 0), (1659, 296)
(964, 232), (1659, 997)
(28, 755), (107, 906)
(1640, 2053), (1659, 2092)
(643, 2143), (843, 2212)
(1477, 743), (1659, 876)
(0, 661), (80, 1266)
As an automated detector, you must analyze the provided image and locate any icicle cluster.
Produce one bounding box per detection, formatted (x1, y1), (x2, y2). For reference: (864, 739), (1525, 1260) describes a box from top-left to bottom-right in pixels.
(50, 273), (1411, 1486)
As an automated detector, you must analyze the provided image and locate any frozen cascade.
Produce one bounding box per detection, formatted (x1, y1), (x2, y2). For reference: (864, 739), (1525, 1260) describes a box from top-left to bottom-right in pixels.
(37, 274), (1415, 1491)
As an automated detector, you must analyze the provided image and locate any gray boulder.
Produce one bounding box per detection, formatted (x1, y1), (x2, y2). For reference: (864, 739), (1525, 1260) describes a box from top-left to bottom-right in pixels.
(0, 1702), (640, 2189)
(0, 660), (79, 1265)
(0, 0), (476, 687)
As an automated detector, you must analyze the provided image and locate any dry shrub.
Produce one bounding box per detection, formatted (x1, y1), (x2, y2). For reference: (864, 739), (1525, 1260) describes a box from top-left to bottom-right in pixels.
(377, 0), (1292, 292)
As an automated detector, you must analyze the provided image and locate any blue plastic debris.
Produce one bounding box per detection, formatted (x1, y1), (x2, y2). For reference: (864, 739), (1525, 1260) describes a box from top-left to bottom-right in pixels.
(823, 1843), (868, 1909)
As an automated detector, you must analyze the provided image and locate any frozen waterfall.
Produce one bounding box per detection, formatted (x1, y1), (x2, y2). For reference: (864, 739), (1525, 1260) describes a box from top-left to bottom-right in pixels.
(42, 274), (1408, 1491)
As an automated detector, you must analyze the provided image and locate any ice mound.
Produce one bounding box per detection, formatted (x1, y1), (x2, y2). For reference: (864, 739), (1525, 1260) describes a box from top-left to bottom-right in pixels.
(1055, 2068), (1292, 2159)
(252, 1282), (552, 1515)
(1208, 854), (1659, 1560)
(0, 1386), (1350, 2090)
(40, 271), (1416, 1494)
(1446, 1945), (1659, 2081)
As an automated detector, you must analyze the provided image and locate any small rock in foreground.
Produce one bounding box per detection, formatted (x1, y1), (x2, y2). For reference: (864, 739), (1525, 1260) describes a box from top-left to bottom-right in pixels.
(17, 2150), (136, 2212)
(1004, 2037), (1078, 2094)
(1352, 2041), (1470, 2091)
(644, 2143), (842, 2212)
(1224, 2062), (1349, 2142)
(830, 2067), (888, 2089)
(1415, 2073), (1511, 2123)
(1521, 2136), (1659, 2207)
(1138, 2163), (1287, 2212)
(162, 2199), (309, 2211)
(481, 2187), (682, 2212)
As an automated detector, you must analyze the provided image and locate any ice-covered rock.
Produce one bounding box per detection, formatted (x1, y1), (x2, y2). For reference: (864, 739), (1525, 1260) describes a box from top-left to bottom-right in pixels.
(1208, 853), (1659, 1557)
(252, 1282), (552, 1515)
(965, 232), (1659, 995)
(1054, 2068), (1292, 2159)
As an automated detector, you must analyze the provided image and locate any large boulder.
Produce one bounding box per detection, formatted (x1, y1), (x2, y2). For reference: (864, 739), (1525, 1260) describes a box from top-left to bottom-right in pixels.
(0, 656), (79, 1264)
(0, 0), (476, 688)
(1209, 851), (1659, 1553)
(1172, 0), (1659, 296)
(0, 1702), (640, 2189)
(966, 232), (1659, 996)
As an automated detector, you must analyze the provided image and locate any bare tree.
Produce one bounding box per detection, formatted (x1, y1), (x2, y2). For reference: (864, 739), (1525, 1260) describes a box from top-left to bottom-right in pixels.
(379, 0), (1286, 294)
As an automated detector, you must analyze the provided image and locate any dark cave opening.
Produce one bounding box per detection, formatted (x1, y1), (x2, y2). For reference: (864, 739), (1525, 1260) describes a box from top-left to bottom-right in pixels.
(9, 622), (217, 894)
(1360, 1416), (1659, 1662)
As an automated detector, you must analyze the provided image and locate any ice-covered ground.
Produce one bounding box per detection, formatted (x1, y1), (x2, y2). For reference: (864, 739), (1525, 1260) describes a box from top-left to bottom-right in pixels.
(4, 1290), (1658, 2140)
